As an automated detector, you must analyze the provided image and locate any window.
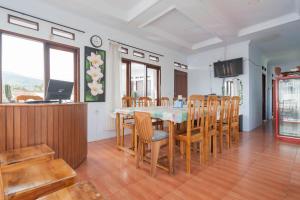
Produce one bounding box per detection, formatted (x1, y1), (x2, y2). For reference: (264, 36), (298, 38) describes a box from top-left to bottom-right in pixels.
(131, 62), (146, 97)
(0, 33), (79, 102)
(133, 50), (145, 58)
(174, 62), (188, 69)
(120, 47), (128, 54)
(8, 15), (39, 30)
(149, 55), (159, 62)
(121, 59), (160, 100)
(49, 47), (75, 99)
(147, 67), (158, 99)
(51, 27), (75, 40)
(174, 62), (181, 68)
(2, 34), (44, 102)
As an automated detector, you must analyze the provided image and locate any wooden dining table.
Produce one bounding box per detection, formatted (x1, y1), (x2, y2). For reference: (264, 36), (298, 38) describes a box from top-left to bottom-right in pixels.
(115, 105), (221, 174)
(115, 106), (189, 174)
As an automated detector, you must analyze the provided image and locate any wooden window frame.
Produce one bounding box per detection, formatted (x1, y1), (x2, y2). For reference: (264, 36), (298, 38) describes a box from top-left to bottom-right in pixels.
(51, 27), (75, 40)
(0, 30), (80, 103)
(8, 15), (39, 31)
(122, 58), (161, 103)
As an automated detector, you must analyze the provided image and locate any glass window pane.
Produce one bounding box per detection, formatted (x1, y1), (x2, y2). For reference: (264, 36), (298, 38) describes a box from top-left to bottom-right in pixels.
(278, 78), (300, 138)
(49, 48), (75, 100)
(121, 62), (127, 97)
(2, 34), (44, 102)
(147, 68), (158, 99)
(131, 62), (146, 98)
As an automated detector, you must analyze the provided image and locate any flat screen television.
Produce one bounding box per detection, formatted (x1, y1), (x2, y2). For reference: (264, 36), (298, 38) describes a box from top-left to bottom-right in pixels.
(214, 57), (243, 78)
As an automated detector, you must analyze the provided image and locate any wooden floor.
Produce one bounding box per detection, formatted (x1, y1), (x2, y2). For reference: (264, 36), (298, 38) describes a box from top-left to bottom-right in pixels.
(76, 121), (300, 200)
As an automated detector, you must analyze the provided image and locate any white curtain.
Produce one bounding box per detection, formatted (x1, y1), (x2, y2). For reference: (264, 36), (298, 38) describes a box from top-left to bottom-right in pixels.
(105, 41), (122, 130)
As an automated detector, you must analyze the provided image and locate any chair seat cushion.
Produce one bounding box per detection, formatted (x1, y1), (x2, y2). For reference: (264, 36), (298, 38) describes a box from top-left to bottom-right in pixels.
(152, 130), (168, 141)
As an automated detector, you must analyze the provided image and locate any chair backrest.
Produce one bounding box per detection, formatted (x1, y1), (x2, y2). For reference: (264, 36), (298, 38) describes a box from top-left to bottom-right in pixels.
(205, 96), (219, 134)
(186, 95), (206, 137)
(231, 96), (240, 124)
(122, 96), (136, 107)
(160, 97), (170, 107)
(134, 112), (153, 143)
(219, 96), (231, 125)
(16, 95), (43, 102)
(138, 97), (152, 107)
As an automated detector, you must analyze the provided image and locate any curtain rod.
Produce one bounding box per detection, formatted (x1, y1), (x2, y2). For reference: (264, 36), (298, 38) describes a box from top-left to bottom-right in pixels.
(108, 39), (164, 57)
(0, 5), (85, 34)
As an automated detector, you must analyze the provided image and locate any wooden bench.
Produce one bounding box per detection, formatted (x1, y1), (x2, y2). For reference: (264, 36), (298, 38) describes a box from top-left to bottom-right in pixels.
(0, 144), (54, 169)
(37, 181), (103, 200)
(1, 159), (76, 200)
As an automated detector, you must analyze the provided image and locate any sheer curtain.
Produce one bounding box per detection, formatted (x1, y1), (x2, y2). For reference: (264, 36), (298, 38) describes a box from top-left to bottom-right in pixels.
(105, 41), (122, 130)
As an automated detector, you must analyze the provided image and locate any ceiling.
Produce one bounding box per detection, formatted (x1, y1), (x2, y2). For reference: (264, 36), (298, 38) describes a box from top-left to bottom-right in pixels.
(34, 0), (300, 57)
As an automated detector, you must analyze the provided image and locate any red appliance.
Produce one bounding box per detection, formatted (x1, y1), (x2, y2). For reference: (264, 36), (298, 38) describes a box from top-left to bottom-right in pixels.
(275, 75), (300, 143)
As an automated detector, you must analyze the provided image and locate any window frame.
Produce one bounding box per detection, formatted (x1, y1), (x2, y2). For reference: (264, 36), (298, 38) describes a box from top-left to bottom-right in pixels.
(0, 30), (80, 103)
(133, 50), (145, 58)
(8, 15), (39, 31)
(51, 27), (75, 40)
(122, 58), (161, 103)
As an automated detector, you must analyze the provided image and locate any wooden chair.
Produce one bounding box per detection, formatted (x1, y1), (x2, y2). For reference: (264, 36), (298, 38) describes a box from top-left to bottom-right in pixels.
(134, 112), (169, 176)
(122, 96), (136, 107)
(175, 95), (206, 174)
(1, 159), (76, 200)
(138, 97), (152, 107)
(160, 97), (170, 106)
(120, 96), (136, 148)
(16, 95), (43, 102)
(230, 96), (240, 144)
(205, 96), (219, 161)
(37, 181), (103, 200)
(0, 144), (54, 169)
(217, 96), (231, 153)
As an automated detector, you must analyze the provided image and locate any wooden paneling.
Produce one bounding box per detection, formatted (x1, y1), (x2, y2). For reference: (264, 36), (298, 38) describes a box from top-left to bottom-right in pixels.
(0, 103), (87, 169)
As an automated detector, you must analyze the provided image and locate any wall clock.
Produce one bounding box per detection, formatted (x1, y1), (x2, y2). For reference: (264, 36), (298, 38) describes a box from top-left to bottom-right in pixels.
(90, 35), (102, 48)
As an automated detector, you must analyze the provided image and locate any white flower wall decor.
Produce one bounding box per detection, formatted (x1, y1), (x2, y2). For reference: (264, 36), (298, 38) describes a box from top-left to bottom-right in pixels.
(84, 47), (106, 102)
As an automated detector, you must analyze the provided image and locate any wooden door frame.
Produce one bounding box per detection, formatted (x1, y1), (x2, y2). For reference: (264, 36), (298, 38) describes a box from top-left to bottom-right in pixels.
(262, 73), (266, 120)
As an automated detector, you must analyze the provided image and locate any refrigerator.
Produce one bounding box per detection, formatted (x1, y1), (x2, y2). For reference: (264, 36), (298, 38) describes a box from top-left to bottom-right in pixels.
(275, 75), (300, 143)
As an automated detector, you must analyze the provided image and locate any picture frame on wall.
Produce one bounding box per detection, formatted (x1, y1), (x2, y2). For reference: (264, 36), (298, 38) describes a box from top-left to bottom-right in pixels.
(84, 46), (106, 102)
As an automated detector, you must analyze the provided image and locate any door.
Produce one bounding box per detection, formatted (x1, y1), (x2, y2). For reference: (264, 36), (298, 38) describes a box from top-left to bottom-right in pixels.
(262, 74), (266, 120)
(174, 70), (187, 98)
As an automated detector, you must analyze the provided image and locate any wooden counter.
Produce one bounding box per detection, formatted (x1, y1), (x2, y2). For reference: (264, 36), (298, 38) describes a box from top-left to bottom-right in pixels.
(0, 103), (87, 169)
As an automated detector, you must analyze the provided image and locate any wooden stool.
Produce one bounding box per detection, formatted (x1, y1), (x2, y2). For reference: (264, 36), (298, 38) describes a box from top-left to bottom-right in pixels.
(37, 181), (103, 200)
(1, 159), (76, 200)
(0, 144), (54, 168)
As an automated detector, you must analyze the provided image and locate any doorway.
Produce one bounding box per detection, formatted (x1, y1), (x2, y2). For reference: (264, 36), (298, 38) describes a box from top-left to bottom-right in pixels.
(262, 73), (266, 120)
(174, 69), (187, 98)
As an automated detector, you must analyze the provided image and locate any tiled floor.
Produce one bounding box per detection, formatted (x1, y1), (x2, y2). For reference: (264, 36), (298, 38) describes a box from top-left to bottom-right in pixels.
(76, 121), (300, 200)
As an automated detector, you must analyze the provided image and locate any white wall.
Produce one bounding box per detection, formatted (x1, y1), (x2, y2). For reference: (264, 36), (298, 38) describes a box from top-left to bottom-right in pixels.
(0, 0), (187, 141)
(187, 41), (253, 131)
(248, 42), (268, 129)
